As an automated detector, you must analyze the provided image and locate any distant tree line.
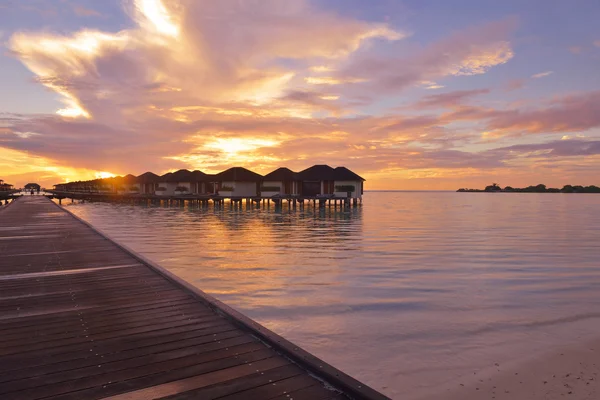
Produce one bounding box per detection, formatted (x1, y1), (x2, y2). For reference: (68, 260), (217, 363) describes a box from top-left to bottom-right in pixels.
(457, 183), (600, 193)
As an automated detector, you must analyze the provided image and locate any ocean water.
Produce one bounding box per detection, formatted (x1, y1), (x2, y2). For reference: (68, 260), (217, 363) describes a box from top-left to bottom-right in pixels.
(62, 192), (600, 399)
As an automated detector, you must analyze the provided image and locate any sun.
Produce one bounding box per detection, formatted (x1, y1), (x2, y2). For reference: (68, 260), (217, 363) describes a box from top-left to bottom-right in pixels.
(95, 171), (116, 179)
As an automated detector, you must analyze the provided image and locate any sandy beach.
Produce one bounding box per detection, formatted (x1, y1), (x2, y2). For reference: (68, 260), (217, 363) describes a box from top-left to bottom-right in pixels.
(427, 337), (600, 400)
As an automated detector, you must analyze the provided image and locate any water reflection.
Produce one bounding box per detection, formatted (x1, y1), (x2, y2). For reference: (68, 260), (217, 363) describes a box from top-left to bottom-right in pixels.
(62, 192), (600, 399)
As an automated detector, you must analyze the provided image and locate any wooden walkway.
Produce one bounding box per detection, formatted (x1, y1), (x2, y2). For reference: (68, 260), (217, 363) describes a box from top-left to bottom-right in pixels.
(0, 197), (387, 400)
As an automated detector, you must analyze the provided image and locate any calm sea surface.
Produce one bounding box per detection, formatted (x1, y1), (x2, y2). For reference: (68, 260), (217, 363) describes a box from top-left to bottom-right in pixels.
(62, 192), (600, 399)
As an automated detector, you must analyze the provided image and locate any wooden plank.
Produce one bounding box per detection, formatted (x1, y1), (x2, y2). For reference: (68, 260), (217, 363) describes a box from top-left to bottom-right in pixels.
(0, 324), (240, 374)
(4, 348), (277, 400)
(0, 341), (266, 395)
(0, 314), (227, 356)
(102, 357), (292, 400)
(159, 364), (306, 400)
(0, 333), (251, 384)
(270, 383), (343, 400)
(215, 374), (323, 400)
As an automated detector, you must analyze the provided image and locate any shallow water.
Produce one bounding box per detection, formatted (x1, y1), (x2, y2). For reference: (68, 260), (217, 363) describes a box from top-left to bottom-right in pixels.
(62, 192), (600, 398)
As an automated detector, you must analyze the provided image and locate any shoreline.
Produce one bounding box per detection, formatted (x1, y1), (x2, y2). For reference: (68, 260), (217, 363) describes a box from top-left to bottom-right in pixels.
(423, 337), (600, 400)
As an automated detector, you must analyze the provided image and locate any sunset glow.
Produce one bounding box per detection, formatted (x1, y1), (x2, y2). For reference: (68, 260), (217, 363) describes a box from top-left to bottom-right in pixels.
(1, 0), (599, 189)
(206, 138), (280, 156)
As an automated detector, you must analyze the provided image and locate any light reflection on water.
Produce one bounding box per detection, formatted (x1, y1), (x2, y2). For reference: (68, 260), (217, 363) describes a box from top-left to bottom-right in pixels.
(63, 192), (600, 399)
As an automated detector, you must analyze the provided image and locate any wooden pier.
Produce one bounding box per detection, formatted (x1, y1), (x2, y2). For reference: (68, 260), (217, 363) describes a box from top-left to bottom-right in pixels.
(46, 190), (362, 210)
(0, 196), (386, 400)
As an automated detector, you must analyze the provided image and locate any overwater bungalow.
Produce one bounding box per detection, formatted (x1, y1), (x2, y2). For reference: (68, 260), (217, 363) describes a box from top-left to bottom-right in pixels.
(161, 169), (192, 195)
(137, 171), (160, 194)
(154, 172), (173, 195)
(106, 174), (139, 193)
(332, 166), (365, 198)
(297, 164), (336, 196)
(24, 183), (41, 191)
(53, 183), (67, 191)
(261, 167), (300, 197)
(0, 179), (14, 191)
(297, 164), (365, 199)
(154, 169), (215, 196)
(191, 170), (215, 194)
(214, 167), (263, 197)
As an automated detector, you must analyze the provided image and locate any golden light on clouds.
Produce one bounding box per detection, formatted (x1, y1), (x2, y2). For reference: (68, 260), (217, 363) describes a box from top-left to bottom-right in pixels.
(94, 171), (117, 179)
(205, 138), (280, 155)
(0, 148), (117, 187)
(10, 30), (128, 119)
(134, 0), (180, 37)
(450, 41), (514, 76)
(305, 76), (367, 85)
(310, 65), (335, 72)
(236, 72), (296, 105)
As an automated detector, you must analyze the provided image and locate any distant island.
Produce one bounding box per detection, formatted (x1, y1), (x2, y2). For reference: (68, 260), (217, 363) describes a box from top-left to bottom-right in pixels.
(457, 183), (600, 193)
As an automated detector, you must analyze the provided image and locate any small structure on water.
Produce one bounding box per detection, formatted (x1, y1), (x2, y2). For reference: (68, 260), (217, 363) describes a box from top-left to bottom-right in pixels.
(154, 169), (215, 196)
(115, 174), (138, 194)
(0, 179), (14, 191)
(137, 171), (160, 194)
(332, 166), (366, 198)
(214, 167), (263, 197)
(24, 183), (41, 192)
(261, 167), (300, 197)
(157, 170), (190, 196)
(296, 164), (365, 199)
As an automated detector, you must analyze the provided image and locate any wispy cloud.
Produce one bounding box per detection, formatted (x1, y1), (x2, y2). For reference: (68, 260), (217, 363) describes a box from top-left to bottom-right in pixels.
(569, 46), (582, 54)
(337, 18), (516, 94)
(531, 71), (553, 79)
(73, 5), (102, 17)
(415, 89), (490, 109)
(505, 79), (525, 91)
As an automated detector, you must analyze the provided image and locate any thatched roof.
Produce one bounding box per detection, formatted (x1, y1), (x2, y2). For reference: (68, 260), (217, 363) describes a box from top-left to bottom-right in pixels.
(297, 165), (336, 181)
(333, 167), (365, 181)
(137, 172), (160, 183)
(215, 167), (263, 181)
(263, 167), (298, 181)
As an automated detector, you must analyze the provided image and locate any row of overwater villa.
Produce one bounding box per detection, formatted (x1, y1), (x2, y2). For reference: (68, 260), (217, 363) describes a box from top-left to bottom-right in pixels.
(52, 165), (365, 203)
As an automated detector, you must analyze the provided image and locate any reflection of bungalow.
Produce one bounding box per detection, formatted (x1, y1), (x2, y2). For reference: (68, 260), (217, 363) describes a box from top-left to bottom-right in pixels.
(297, 165), (365, 198)
(214, 167), (263, 197)
(137, 172), (160, 194)
(261, 167), (300, 197)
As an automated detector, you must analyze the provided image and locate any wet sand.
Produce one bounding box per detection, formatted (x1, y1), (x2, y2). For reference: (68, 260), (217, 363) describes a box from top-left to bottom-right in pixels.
(429, 337), (600, 400)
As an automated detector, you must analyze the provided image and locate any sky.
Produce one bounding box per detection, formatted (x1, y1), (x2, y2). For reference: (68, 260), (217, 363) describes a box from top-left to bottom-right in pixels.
(1, 0), (600, 189)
